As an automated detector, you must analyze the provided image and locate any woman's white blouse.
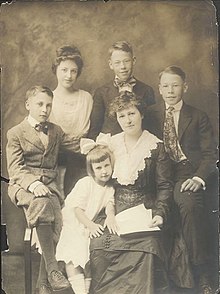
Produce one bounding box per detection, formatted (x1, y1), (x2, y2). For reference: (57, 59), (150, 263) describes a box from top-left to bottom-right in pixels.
(49, 89), (93, 138)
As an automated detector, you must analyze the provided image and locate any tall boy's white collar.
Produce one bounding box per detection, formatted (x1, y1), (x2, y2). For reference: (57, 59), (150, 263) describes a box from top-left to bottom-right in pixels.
(165, 100), (183, 111)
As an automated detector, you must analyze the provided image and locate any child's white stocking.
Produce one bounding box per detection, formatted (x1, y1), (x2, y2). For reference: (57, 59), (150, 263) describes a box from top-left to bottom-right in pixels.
(69, 273), (87, 294)
(85, 278), (91, 293)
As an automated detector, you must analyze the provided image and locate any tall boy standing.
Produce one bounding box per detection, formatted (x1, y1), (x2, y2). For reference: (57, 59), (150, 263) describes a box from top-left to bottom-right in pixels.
(146, 66), (217, 294)
(88, 40), (155, 139)
(6, 86), (80, 294)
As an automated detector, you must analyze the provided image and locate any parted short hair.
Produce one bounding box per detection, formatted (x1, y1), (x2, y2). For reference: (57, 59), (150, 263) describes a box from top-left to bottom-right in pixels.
(108, 41), (133, 58)
(109, 91), (147, 118)
(52, 45), (83, 77)
(25, 85), (53, 101)
(86, 145), (114, 179)
(159, 65), (186, 82)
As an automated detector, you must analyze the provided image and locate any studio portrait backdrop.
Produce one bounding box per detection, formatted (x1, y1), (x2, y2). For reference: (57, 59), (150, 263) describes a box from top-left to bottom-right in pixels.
(1, 0), (218, 258)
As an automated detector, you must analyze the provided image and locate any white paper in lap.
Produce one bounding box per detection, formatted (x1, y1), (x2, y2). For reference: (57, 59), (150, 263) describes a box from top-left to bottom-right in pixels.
(115, 204), (160, 235)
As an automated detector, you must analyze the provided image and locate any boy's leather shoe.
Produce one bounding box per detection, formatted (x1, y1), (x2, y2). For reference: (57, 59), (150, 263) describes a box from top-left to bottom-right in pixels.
(48, 270), (71, 291)
(35, 282), (52, 294)
(198, 274), (213, 294)
(199, 284), (213, 294)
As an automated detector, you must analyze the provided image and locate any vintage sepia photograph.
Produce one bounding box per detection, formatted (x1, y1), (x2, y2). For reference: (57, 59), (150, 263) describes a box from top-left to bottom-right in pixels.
(1, 1), (219, 293)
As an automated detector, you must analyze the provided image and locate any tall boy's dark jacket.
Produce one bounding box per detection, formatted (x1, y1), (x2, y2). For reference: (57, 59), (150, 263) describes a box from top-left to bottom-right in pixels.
(146, 102), (217, 181)
(88, 79), (155, 139)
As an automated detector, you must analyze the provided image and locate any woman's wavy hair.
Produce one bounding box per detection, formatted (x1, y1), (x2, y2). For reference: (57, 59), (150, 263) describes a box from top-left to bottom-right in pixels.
(52, 45), (83, 77)
(109, 91), (147, 119)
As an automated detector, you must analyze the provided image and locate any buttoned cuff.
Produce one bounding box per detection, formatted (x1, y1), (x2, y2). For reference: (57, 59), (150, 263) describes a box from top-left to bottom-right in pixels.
(28, 181), (43, 193)
(192, 176), (206, 190)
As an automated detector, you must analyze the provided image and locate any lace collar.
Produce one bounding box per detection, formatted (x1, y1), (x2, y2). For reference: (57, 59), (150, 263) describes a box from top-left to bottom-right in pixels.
(110, 130), (162, 185)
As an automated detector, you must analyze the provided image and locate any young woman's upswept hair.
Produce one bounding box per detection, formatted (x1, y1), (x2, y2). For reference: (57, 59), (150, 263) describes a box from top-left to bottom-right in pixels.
(52, 45), (84, 77)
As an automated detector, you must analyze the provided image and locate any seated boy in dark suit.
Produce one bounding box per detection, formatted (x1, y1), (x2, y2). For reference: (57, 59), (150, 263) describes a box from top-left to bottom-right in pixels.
(6, 86), (80, 294)
(146, 66), (217, 294)
(88, 40), (155, 139)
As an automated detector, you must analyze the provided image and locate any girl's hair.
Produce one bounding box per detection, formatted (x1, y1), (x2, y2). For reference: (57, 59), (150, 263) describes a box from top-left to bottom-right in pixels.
(109, 91), (147, 118)
(159, 65), (186, 82)
(52, 45), (84, 77)
(25, 85), (53, 101)
(86, 145), (114, 178)
(108, 40), (133, 58)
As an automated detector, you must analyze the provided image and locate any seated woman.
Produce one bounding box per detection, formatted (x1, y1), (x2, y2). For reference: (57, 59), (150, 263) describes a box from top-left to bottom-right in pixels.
(89, 91), (173, 294)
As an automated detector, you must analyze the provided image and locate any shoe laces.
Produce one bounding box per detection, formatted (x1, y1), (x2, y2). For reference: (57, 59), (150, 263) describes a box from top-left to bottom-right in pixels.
(51, 270), (64, 280)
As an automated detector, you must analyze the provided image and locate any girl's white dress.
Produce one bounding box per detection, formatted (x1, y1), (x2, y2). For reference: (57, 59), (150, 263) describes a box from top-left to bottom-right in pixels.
(56, 176), (115, 269)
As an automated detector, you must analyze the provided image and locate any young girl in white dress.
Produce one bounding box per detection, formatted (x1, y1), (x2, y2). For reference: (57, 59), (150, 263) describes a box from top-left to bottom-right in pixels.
(56, 140), (119, 294)
(49, 45), (93, 196)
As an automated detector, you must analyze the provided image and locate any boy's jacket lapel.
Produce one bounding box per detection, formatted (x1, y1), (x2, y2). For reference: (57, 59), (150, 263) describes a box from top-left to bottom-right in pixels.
(45, 123), (58, 155)
(22, 120), (45, 151)
(178, 104), (192, 141)
(153, 104), (165, 139)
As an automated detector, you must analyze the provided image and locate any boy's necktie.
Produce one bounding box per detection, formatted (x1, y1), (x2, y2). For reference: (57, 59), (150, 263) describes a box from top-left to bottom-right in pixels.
(114, 77), (136, 92)
(163, 107), (182, 162)
(34, 122), (49, 135)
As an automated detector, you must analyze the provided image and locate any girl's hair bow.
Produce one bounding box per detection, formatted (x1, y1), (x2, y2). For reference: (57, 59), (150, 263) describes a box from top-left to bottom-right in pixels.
(80, 133), (111, 155)
(80, 138), (97, 155)
(80, 134), (111, 155)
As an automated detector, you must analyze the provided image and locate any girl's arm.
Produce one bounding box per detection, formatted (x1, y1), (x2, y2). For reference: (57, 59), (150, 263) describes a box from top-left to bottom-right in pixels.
(74, 207), (104, 238)
(104, 202), (120, 235)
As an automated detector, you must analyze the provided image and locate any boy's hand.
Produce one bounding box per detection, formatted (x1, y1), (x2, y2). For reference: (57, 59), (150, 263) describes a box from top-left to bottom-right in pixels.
(180, 178), (202, 193)
(33, 183), (52, 197)
(88, 222), (104, 239)
(104, 215), (120, 235)
(149, 215), (163, 228)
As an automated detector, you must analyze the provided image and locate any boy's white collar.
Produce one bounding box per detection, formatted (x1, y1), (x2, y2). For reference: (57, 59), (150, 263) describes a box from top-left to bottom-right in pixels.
(165, 100), (183, 111)
(114, 75), (135, 81)
(27, 115), (40, 127)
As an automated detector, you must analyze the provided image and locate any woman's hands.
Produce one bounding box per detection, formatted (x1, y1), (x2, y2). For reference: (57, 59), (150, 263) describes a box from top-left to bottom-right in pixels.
(149, 215), (163, 228)
(104, 215), (120, 235)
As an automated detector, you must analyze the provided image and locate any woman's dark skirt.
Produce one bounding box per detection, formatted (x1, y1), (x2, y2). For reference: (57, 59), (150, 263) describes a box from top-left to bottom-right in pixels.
(89, 228), (170, 294)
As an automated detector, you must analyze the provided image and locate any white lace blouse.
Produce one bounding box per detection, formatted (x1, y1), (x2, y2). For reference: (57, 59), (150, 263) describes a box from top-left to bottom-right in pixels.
(97, 131), (162, 186)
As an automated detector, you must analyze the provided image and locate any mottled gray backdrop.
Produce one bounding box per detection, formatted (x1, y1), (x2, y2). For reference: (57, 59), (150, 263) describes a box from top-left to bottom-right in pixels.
(1, 0), (218, 253)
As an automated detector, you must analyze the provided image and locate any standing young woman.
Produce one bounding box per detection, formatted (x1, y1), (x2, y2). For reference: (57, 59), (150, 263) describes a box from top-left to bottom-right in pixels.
(50, 45), (93, 196)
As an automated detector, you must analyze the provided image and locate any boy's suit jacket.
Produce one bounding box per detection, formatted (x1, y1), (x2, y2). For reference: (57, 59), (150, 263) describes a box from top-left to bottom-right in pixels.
(6, 118), (78, 205)
(146, 102), (217, 181)
(88, 79), (155, 139)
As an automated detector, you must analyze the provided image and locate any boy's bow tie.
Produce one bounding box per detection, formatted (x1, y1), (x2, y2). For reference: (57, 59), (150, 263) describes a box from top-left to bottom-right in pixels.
(114, 77), (136, 91)
(34, 122), (49, 135)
